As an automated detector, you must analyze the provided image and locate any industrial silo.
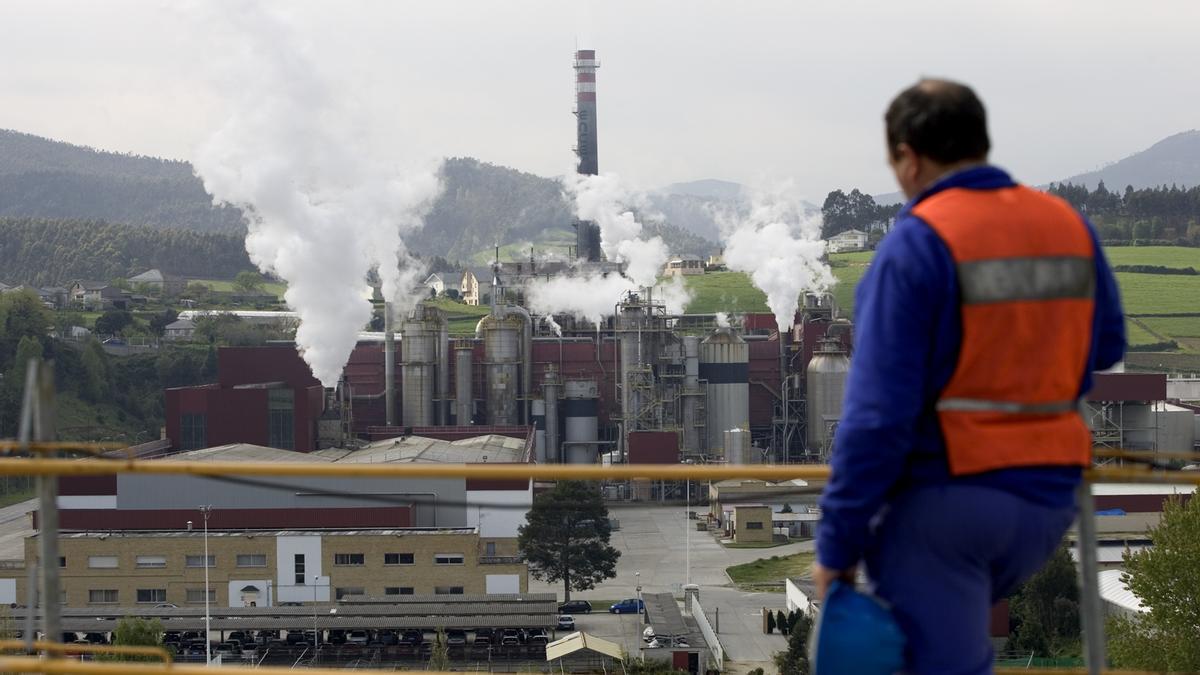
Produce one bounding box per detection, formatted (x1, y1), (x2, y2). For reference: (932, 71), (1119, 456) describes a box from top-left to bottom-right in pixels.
(700, 328), (749, 455)
(563, 379), (599, 464)
(482, 314), (521, 425)
(806, 337), (850, 456)
(532, 399), (547, 462)
(453, 342), (474, 425)
(400, 307), (438, 427)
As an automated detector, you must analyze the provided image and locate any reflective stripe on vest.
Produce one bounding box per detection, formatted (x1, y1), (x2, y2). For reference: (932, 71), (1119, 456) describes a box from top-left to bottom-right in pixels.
(913, 184), (1095, 476)
(958, 256), (1095, 305)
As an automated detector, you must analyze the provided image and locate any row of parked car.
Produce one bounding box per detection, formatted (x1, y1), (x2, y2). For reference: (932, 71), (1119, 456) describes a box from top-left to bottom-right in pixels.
(556, 598), (645, 615)
(160, 626), (556, 657)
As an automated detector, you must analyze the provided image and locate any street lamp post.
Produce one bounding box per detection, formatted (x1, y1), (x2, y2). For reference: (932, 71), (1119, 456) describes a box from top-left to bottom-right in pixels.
(313, 575), (321, 663)
(199, 506), (212, 666)
(635, 570), (644, 663)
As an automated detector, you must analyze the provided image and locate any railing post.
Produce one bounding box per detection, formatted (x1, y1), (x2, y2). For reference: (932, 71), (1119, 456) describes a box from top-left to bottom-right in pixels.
(1076, 479), (1106, 674)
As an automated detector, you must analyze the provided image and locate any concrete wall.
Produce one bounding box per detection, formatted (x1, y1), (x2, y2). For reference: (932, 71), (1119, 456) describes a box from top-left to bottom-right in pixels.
(733, 506), (772, 544)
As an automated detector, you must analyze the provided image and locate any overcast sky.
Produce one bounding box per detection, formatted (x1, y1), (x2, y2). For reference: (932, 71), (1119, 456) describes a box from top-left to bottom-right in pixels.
(2, 1), (1197, 198)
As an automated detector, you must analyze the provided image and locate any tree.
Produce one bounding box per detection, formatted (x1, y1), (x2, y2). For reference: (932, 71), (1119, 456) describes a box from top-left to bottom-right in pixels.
(81, 339), (111, 402)
(776, 609), (789, 635)
(148, 308), (178, 337)
(766, 609), (776, 633)
(427, 628), (450, 670)
(10, 336), (43, 386)
(774, 610), (813, 675)
(1108, 495), (1200, 671)
(517, 481), (620, 601)
(233, 271), (264, 294)
(1007, 545), (1080, 657)
(0, 290), (52, 349)
(99, 616), (166, 661)
(94, 309), (134, 336)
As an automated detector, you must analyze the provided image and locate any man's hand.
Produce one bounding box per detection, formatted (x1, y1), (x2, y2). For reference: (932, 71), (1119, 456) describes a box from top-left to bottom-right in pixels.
(812, 561), (857, 601)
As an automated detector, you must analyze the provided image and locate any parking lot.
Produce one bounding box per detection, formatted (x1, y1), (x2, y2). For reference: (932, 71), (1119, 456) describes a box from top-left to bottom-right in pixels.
(529, 503), (813, 670)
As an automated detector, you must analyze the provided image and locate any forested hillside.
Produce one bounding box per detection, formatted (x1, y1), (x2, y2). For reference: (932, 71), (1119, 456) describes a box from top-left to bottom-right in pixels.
(1, 131), (716, 264)
(415, 157), (716, 260)
(0, 218), (253, 285)
(0, 130), (245, 232)
(1048, 182), (1200, 244)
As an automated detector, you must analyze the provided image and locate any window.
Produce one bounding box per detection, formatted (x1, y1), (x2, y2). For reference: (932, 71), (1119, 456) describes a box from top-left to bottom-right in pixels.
(88, 556), (118, 569)
(185, 555), (215, 568)
(136, 555), (167, 569)
(88, 589), (118, 604)
(484, 542), (496, 557)
(434, 586), (464, 595)
(294, 554), (305, 585)
(136, 589), (167, 603)
(181, 413), (206, 450)
(58, 557), (66, 568)
(267, 388), (295, 450)
(335, 587), (365, 600)
(186, 588), (216, 603)
(384, 553), (414, 566)
(385, 587), (414, 596)
(236, 554), (267, 568)
(745, 522), (764, 530)
(334, 553), (365, 566)
(434, 554), (464, 565)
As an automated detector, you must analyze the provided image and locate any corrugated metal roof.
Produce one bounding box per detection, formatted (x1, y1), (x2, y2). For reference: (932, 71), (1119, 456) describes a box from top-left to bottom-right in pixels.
(546, 632), (624, 661)
(643, 593), (688, 637)
(1098, 569), (1147, 614)
(57, 528), (474, 540)
(52, 615), (555, 632)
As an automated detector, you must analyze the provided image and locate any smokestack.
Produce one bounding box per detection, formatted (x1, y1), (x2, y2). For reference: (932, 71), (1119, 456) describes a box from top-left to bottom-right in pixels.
(384, 302), (395, 426)
(573, 49), (602, 262)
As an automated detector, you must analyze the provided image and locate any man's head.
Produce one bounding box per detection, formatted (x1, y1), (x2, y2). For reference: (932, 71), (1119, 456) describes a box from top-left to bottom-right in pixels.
(885, 79), (990, 199)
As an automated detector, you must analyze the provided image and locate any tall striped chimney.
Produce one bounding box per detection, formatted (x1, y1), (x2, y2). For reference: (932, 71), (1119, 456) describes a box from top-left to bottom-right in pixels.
(574, 49), (599, 176)
(573, 49), (603, 262)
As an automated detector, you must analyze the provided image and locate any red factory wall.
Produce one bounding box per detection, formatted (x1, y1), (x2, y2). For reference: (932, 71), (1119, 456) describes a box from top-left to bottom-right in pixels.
(748, 339), (784, 428)
(218, 345), (320, 389)
(628, 431), (680, 464)
(529, 340), (619, 424)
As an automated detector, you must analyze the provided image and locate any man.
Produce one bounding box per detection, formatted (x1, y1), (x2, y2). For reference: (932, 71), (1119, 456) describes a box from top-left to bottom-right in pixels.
(814, 79), (1125, 674)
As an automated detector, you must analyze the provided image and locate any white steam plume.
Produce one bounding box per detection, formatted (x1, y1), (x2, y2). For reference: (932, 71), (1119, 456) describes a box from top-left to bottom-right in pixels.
(192, 4), (441, 387)
(653, 276), (693, 316)
(716, 183), (834, 332)
(715, 311), (731, 328)
(526, 272), (636, 326)
(566, 173), (669, 288)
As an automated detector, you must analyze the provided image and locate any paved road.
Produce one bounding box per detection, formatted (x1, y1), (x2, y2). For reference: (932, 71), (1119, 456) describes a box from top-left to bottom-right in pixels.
(529, 503), (810, 669)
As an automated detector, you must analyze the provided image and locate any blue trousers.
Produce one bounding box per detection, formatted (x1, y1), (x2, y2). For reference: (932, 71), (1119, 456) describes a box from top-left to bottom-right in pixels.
(864, 484), (1076, 675)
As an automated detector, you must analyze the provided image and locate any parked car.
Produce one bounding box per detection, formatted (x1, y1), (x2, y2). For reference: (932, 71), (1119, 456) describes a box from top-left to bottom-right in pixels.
(609, 598), (645, 614)
(346, 629), (369, 646)
(446, 630), (467, 647)
(500, 629), (521, 646)
(472, 630), (492, 646)
(401, 629), (424, 646)
(557, 615), (575, 631)
(524, 628), (549, 645)
(558, 600), (592, 614)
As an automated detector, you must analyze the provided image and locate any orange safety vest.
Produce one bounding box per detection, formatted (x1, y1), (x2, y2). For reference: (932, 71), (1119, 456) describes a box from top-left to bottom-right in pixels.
(912, 185), (1095, 476)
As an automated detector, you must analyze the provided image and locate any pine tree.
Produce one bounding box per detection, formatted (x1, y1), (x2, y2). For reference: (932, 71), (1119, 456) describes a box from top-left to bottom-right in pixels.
(774, 611), (813, 675)
(766, 610), (776, 634)
(517, 481), (620, 601)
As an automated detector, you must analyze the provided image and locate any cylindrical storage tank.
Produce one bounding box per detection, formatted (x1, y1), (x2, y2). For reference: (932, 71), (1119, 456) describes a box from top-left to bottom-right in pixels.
(618, 300), (645, 439)
(723, 428), (753, 464)
(454, 342), (474, 425)
(700, 328), (749, 454)
(806, 337), (850, 455)
(564, 379), (599, 464)
(484, 315), (521, 425)
(400, 310), (436, 427)
(544, 364), (561, 463)
(532, 399), (547, 462)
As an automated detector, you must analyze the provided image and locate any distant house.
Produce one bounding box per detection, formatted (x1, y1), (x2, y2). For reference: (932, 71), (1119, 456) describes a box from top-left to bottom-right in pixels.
(705, 253), (726, 271)
(129, 268), (185, 296)
(163, 318), (196, 341)
(827, 228), (869, 253)
(41, 286), (68, 308)
(3, 285), (58, 308)
(69, 281), (128, 310)
(460, 267), (494, 307)
(422, 272), (447, 296)
(663, 254), (704, 277)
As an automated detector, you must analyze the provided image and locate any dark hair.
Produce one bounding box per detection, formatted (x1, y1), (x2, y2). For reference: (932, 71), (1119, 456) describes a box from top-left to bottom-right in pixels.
(885, 79), (990, 163)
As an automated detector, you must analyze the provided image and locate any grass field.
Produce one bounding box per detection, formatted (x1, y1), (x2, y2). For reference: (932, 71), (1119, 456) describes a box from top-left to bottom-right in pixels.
(680, 272), (769, 315)
(1125, 319), (1161, 347)
(1113, 273), (1200, 316)
(726, 552), (816, 589)
(192, 278), (288, 298)
(424, 297), (491, 336)
(1104, 246), (1200, 269)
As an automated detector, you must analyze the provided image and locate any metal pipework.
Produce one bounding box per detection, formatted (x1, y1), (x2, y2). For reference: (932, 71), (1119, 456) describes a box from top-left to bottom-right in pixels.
(383, 303), (395, 427)
(454, 342), (474, 425)
(682, 336), (701, 455)
(437, 319), (450, 425)
(543, 364), (560, 463)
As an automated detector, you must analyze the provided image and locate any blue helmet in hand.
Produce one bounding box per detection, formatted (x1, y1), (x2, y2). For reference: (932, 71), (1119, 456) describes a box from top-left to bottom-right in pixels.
(810, 581), (906, 675)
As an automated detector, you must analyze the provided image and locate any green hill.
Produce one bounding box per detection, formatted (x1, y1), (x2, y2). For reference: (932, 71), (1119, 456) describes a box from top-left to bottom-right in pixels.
(682, 246), (1200, 370)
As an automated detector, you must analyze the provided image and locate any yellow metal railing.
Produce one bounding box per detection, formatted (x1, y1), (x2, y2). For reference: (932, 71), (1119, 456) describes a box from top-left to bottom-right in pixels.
(0, 639), (172, 663)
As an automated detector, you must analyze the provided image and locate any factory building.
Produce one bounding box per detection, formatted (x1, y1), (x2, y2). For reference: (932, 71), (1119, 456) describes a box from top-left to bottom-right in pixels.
(0, 527), (526, 609)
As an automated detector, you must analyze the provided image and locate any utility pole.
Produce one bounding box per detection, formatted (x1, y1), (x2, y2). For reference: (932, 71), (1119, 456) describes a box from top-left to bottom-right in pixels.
(20, 360), (59, 645)
(200, 505), (212, 665)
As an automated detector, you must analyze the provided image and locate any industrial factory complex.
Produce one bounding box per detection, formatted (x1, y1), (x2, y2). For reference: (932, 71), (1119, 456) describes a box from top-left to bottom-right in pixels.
(0, 48), (1196, 674)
